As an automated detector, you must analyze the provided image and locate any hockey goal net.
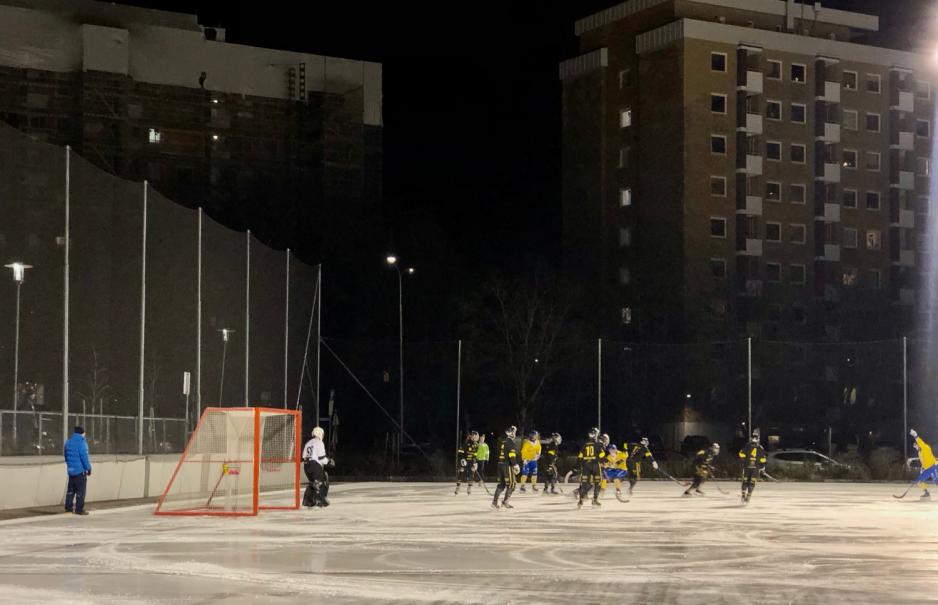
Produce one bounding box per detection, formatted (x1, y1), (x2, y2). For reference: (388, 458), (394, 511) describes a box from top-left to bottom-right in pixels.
(155, 407), (301, 516)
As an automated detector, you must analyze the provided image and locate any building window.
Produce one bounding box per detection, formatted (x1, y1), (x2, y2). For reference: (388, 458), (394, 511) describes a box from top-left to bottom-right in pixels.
(790, 143), (806, 164)
(866, 229), (882, 250)
(618, 147), (630, 169)
(789, 183), (806, 204)
(866, 191), (881, 210)
(710, 176), (726, 196)
(792, 305), (807, 324)
(916, 119), (930, 138)
(619, 266), (631, 284)
(766, 262), (782, 282)
(766, 181), (781, 201)
(843, 71), (858, 90)
(790, 103), (806, 124)
(767, 60), (781, 79)
(866, 73), (881, 93)
(711, 52), (727, 72)
(710, 257), (727, 279)
(868, 269), (882, 289)
(865, 151), (880, 172)
(619, 227), (631, 247)
(842, 267), (858, 286)
(766, 100), (781, 120)
(620, 108), (632, 128)
(766, 141), (781, 160)
(843, 228), (858, 248)
(710, 134), (727, 154)
(917, 157), (930, 177)
(766, 222), (782, 242)
(916, 80), (931, 100)
(842, 189), (857, 208)
(790, 224), (807, 244)
(791, 63), (806, 83)
(148, 128), (161, 144)
(621, 307), (633, 325)
(843, 109), (858, 130)
(620, 187), (632, 207)
(618, 69), (632, 89)
(866, 112), (880, 132)
(711, 94), (727, 114)
(790, 264), (806, 285)
(843, 149), (857, 169)
(710, 217), (727, 238)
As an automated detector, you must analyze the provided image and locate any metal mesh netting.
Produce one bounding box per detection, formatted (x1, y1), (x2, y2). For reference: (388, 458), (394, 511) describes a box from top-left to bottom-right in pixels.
(0, 120), (320, 455)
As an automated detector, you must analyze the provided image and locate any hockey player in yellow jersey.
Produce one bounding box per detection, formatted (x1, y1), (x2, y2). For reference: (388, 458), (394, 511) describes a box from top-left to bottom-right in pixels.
(518, 431), (541, 492)
(602, 444), (629, 501)
(910, 429), (938, 499)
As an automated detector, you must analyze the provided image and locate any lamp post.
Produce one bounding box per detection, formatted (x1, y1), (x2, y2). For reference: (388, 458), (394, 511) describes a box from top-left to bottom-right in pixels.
(218, 328), (235, 404)
(386, 255), (414, 449)
(6, 262), (32, 445)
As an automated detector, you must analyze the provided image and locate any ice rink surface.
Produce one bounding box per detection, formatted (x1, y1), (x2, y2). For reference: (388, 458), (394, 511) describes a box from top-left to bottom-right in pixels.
(1, 481), (938, 604)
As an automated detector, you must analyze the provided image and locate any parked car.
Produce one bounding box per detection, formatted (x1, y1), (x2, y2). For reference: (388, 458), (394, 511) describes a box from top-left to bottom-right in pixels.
(767, 449), (850, 472)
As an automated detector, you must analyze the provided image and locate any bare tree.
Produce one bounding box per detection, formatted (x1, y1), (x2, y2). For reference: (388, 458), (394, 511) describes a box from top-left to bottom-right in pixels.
(75, 346), (112, 414)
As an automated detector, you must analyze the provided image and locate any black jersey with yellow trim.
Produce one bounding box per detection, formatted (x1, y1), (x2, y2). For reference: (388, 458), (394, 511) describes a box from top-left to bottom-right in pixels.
(738, 444), (767, 470)
(496, 437), (518, 464)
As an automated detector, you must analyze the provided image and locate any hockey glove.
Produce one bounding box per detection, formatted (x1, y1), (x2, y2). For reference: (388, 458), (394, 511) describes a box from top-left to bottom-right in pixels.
(651, 461), (659, 470)
(512, 464), (520, 475)
(86, 470), (92, 476)
(460, 458), (467, 468)
(911, 429), (918, 439)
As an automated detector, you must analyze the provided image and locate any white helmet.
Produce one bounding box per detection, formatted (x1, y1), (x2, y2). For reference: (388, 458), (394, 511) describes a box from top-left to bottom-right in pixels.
(312, 426), (325, 440)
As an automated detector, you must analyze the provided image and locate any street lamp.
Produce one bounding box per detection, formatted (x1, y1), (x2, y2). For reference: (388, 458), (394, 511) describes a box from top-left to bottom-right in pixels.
(218, 328), (235, 404)
(386, 255), (415, 447)
(6, 262), (32, 445)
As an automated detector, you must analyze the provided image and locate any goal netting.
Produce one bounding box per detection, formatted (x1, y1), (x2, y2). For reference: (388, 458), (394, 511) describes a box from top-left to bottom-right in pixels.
(155, 407), (301, 516)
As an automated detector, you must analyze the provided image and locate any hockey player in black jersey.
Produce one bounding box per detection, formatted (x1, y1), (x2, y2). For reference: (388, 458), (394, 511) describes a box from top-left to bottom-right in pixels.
(492, 426), (520, 509)
(684, 443), (719, 496)
(455, 431), (479, 495)
(738, 431), (767, 504)
(541, 432), (562, 495)
(577, 427), (607, 508)
(624, 437), (658, 496)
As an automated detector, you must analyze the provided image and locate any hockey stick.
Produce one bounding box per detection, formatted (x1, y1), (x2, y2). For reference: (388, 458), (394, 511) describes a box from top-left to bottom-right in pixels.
(760, 469), (779, 482)
(656, 466), (690, 487)
(893, 478), (920, 499)
(474, 470), (492, 495)
(712, 481), (730, 495)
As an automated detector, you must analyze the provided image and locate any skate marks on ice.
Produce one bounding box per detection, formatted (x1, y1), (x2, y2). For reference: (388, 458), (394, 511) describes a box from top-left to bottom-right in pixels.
(0, 482), (937, 604)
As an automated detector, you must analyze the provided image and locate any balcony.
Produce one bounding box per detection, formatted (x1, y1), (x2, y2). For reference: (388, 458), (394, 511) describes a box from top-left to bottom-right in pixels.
(820, 162), (841, 183)
(820, 122), (840, 143)
(816, 244), (841, 262)
(736, 238), (764, 256)
(891, 208), (915, 228)
(739, 154), (763, 175)
(891, 90), (914, 112)
(891, 170), (915, 190)
(823, 203), (841, 222)
(893, 131), (915, 151)
(745, 113), (763, 135)
(893, 249), (915, 267)
(739, 70), (763, 94)
(736, 195), (763, 215)
(817, 80), (841, 103)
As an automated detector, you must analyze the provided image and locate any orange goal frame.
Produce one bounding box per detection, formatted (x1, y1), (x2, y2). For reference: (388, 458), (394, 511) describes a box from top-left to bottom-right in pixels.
(155, 406), (302, 516)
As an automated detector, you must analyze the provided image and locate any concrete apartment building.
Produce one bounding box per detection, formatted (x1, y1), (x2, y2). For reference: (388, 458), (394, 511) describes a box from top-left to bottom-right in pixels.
(0, 0), (383, 254)
(561, 0), (933, 345)
(560, 0), (936, 439)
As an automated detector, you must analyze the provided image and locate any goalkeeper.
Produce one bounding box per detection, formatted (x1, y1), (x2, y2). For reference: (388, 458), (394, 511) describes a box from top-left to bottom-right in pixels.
(302, 427), (332, 508)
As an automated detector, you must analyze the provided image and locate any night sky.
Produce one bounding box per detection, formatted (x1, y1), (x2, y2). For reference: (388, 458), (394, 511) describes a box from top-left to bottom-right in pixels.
(131, 0), (932, 339)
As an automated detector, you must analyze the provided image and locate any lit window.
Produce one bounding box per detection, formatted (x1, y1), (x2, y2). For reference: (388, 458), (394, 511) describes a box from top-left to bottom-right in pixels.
(843, 71), (858, 90)
(843, 228), (858, 248)
(618, 147), (630, 169)
(917, 157), (930, 177)
(843, 150), (857, 169)
(710, 135), (727, 154)
(767, 60), (781, 80)
(842, 267), (858, 287)
(711, 94), (727, 114)
(710, 217), (727, 238)
(789, 184), (806, 204)
(791, 64), (806, 83)
(790, 103), (806, 124)
(865, 151), (880, 172)
(866, 230), (881, 250)
(710, 176), (726, 196)
(620, 108), (632, 128)
(790, 143), (806, 164)
(621, 307), (633, 325)
(619, 187), (632, 207)
(866, 73), (881, 93)
(866, 113), (880, 132)
(148, 128), (161, 144)
(711, 53), (727, 72)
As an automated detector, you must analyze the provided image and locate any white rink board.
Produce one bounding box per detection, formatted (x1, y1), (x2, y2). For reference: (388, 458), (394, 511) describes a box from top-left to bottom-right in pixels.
(1, 481), (937, 604)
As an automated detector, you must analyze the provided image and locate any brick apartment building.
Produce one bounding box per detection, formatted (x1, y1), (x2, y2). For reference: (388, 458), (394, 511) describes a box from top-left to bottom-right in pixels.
(560, 0), (936, 440)
(0, 0), (383, 257)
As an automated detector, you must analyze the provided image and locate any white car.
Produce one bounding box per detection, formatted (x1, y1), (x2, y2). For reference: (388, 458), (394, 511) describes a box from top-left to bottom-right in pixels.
(767, 449), (850, 471)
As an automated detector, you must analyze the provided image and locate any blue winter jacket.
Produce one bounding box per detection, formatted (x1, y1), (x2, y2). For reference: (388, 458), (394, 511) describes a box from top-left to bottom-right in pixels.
(64, 433), (91, 476)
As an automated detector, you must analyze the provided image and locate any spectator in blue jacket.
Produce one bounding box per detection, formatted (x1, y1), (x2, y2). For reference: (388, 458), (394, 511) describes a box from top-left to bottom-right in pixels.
(63, 426), (91, 515)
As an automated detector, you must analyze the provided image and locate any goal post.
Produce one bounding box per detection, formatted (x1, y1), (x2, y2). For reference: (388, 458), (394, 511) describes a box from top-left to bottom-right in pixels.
(155, 407), (301, 516)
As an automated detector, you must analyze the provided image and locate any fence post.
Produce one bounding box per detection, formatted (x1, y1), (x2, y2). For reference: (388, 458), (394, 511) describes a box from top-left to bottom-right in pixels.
(903, 336), (908, 462)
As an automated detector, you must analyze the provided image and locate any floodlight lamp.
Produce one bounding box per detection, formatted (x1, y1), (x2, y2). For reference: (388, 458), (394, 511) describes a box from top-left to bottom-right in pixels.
(5, 262), (33, 283)
(406, 267), (415, 275)
(386, 255), (398, 266)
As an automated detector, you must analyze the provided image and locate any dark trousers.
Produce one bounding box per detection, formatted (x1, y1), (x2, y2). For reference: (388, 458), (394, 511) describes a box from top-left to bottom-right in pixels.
(578, 462), (602, 501)
(493, 463), (516, 503)
(741, 468), (759, 495)
(303, 462), (328, 507)
(477, 460), (487, 479)
(65, 473), (87, 513)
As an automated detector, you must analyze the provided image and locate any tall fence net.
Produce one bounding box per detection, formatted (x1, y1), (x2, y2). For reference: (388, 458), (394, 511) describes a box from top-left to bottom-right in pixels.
(0, 121), (320, 455)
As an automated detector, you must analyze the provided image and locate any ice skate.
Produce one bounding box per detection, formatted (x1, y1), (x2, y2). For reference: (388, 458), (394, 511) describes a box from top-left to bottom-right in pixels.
(921, 490), (931, 500)
(577, 498), (583, 509)
(491, 501), (499, 510)
(592, 499), (601, 507)
(454, 485), (460, 495)
(682, 491), (692, 497)
(501, 500), (514, 509)
(695, 489), (705, 496)
(519, 486), (526, 493)
(467, 485), (472, 495)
